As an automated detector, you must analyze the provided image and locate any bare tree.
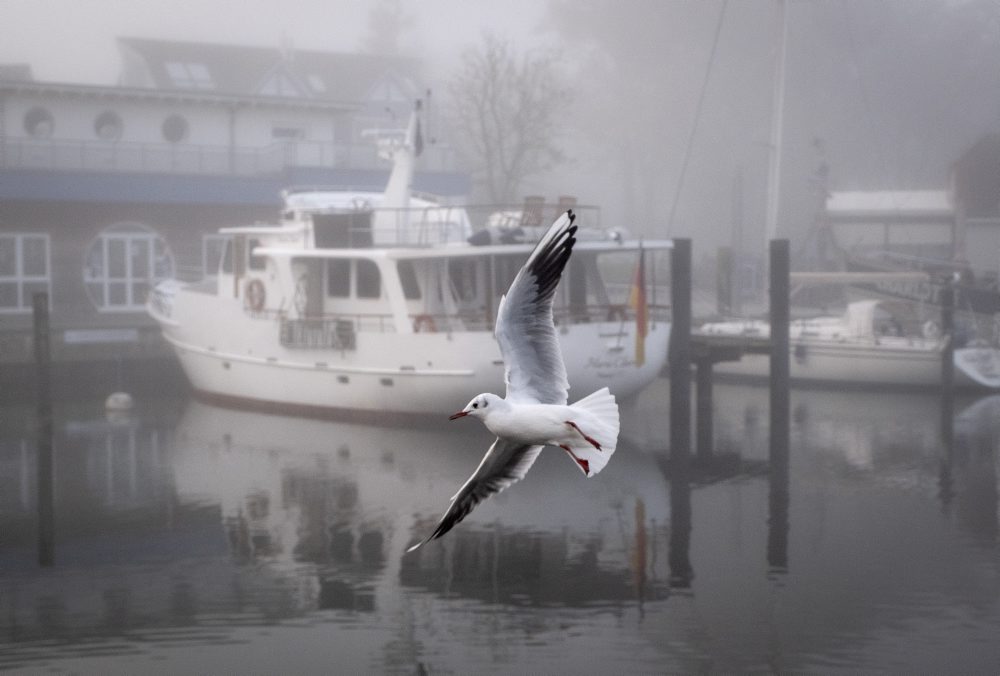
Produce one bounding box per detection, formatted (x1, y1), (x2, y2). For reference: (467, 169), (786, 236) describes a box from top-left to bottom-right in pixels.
(447, 33), (569, 205)
(361, 0), (414, 55)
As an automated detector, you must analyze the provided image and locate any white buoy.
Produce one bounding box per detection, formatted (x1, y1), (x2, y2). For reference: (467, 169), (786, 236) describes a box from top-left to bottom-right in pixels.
(105, 391), (134, 411)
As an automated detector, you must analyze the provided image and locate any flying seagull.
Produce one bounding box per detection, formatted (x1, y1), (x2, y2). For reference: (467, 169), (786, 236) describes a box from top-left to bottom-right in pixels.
(407, 210), (620, 552)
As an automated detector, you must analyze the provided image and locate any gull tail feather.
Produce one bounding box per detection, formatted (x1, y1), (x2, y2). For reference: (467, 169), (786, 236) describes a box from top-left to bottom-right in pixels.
(563, 387), (620, 477)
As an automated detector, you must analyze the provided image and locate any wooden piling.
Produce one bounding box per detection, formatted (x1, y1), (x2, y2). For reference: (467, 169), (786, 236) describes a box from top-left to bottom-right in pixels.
(670, 238), (692, 465)
(769, 240), (790, 467)
(695, 357), (713, 460)
(939, 278), (955, 494)
(940, 278), (955, 405)
(33, 292), (54, 567)
(768, 240), (790, 570)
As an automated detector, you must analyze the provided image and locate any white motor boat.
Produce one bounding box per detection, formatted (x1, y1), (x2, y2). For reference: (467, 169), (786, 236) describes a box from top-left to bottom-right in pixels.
(148, 105), (671, 417)
(697, 299), (1000, 389)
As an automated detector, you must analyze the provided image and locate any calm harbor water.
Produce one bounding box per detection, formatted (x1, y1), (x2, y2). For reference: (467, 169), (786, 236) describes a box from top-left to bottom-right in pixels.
(2, 378), (1000, 674)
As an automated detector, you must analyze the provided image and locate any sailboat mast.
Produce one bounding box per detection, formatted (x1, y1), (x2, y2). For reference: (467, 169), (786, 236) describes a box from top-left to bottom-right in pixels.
(765, 0), (788, 244)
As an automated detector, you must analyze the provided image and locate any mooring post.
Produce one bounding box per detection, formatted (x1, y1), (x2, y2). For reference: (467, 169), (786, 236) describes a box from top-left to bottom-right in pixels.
(769, 240), (790, 462)
(940, 278), (955, 397)
(668, 238), (694, 586)
(33, 292), (54, 567)
(939, 278), (955, 458)
(768, 240), (790, 570)
(695, 357), (713, 460)
(670, 238), (692, 465)
(716, 245), (732, 316)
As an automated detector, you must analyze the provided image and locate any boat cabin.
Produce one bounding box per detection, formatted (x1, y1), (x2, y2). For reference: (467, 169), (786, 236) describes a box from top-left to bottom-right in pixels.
(208, 202), (668, 349)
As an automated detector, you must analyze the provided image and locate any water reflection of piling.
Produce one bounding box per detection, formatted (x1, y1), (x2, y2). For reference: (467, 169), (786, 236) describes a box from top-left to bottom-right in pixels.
(668, 239), (694, 587)
(33, 293), (54, 567)
(668, 463), (693, 588)
(768, 241), (790, 572)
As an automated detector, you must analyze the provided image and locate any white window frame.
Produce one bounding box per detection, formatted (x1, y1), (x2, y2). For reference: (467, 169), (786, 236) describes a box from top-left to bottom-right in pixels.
(202, 233), (231, 277)
(0, 233), (51, 314)
(84, 225), (174, 313)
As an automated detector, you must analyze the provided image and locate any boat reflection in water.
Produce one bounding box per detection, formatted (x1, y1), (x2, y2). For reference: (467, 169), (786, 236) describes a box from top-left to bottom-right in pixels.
(171, 399), (674, 606)
(2, 383), (1000, 672)
(0, 396), (674, 672)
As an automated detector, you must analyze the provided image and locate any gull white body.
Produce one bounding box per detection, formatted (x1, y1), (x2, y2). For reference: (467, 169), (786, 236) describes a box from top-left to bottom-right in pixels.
(409, 212), (624, 551)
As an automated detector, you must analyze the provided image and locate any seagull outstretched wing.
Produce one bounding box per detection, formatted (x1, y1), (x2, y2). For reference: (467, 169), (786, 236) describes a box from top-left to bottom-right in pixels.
(407, 439), (543, 552)
(495, 211), (578, 405)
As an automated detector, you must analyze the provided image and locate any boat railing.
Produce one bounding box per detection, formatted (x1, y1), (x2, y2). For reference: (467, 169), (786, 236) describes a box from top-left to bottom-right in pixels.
(271, 301), (670, 348)
(279, 316), (359, 350)
(308, 203), (605, 249)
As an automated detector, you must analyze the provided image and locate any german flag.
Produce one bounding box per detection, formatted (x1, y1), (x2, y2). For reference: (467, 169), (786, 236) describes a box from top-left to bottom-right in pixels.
(628, 246), (648, 367)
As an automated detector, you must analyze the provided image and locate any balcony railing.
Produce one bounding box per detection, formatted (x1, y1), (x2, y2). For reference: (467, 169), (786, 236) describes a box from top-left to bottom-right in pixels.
(0, 138), (458, 176)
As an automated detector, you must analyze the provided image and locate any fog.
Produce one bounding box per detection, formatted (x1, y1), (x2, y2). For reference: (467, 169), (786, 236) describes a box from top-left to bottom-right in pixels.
(4, 0), (999, 250)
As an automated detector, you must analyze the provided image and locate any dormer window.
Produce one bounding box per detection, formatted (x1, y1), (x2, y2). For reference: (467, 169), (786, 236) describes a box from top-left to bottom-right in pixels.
(165, 61), (214, 90)
(259, 71), (304, 97)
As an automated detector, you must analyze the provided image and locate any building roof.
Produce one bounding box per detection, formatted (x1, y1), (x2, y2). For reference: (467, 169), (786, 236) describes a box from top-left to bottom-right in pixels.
(826, 190), (953, 218)
(117, 37), (420, 104)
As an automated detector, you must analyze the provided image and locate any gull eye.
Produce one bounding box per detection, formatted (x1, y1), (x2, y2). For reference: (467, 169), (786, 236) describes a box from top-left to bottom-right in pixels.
(472, 402), (479, 409)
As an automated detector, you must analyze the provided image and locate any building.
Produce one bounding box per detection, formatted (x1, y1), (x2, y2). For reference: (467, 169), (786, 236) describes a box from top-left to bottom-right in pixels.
(0, 38), (468, 367)
(821, 135), (1000, 277)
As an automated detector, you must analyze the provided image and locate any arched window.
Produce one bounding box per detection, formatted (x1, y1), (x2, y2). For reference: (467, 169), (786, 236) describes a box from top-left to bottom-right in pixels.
(84, 223), (174, 312)
(24, 107), (54, 138)
(94, 111), (123, 141)
(162, 114), (189, 143)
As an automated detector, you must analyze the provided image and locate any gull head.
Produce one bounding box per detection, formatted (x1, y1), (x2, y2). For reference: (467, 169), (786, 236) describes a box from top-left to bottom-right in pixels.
(449, 393), (503, 421)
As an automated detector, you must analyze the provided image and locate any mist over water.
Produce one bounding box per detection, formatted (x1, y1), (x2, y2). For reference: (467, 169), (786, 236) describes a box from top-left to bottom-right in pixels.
(4, 1), (998, 248)
(3, 1), (1000, 672)
(2, 382), (1000, 673)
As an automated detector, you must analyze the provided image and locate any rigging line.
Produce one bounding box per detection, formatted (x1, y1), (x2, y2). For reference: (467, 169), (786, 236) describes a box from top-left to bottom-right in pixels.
(666, 0), (729, 237)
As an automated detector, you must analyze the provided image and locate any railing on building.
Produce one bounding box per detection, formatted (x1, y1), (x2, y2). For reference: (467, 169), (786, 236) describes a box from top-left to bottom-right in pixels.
(0, 138), (457, 176)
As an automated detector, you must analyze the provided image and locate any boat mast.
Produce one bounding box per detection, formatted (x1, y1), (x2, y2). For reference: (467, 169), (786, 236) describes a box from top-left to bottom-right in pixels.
(765, 0), (788, 245)
(380, 100), (421, 211)
(370, 100), (422, 245)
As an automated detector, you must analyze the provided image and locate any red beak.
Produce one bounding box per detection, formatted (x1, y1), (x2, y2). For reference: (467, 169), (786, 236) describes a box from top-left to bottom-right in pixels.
(449, 411), (468, 420)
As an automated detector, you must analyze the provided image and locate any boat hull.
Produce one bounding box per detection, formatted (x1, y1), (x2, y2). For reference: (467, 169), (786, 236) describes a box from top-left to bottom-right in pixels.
(711, 340), (1000, 389)
(158, 293), (668, 416)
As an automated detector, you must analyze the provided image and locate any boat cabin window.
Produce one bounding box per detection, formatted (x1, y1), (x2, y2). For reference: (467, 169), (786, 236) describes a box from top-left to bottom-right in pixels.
(203, 234), (230, 276)
(448, 259), (479, 302)
(357, 259), (381, 298)
(218, 236), (267, 276)
(398, 260), (422, 300)
(221, 239), (233, 274)
(327, 259), (350, 297)
(248, 238), (266, 271)
(325, 258), (381, 299)
(314, 212), (373, 248)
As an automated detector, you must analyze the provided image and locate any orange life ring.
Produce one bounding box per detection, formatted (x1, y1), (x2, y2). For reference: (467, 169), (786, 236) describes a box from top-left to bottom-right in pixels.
(413, 314), (437, 333)
(245, 278), (266, 312)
